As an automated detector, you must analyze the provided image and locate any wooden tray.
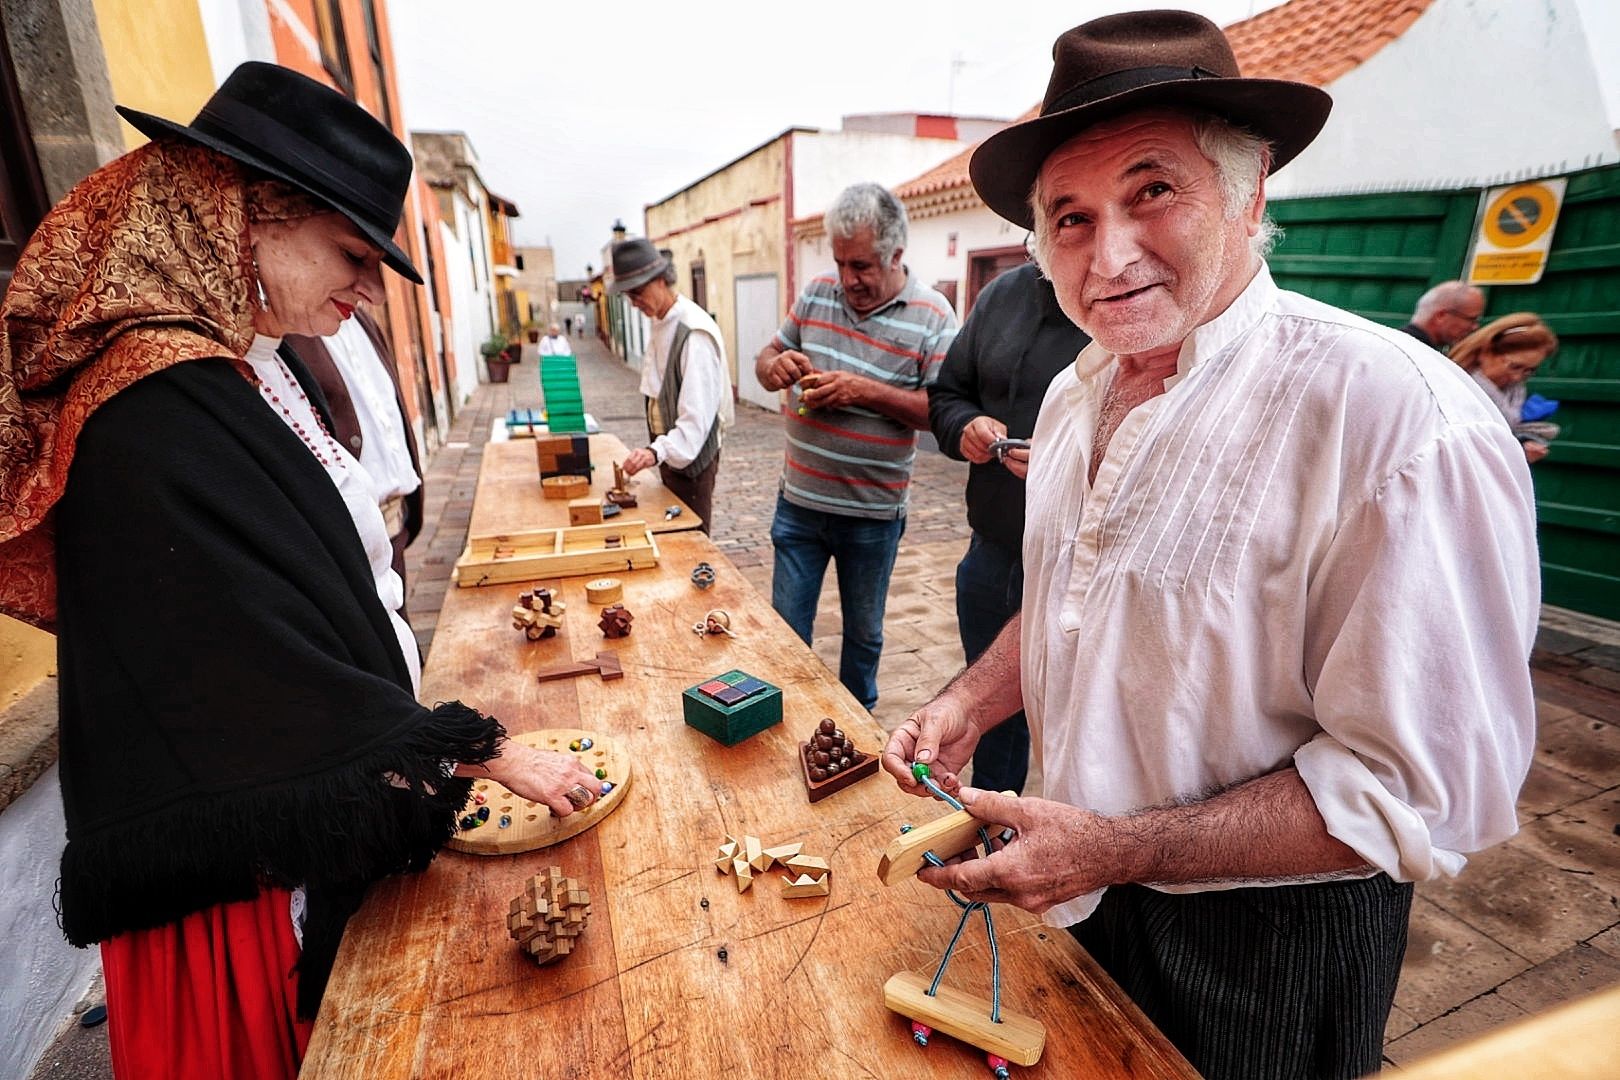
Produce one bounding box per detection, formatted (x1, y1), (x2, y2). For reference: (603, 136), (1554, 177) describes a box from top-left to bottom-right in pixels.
(453, 521), (660, 587)
(447, 728), (633, 855)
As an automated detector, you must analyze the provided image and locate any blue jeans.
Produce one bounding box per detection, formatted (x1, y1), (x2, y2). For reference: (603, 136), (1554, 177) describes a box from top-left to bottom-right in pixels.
(770, 494), (905, 710)
(956, 531), (1029, 793)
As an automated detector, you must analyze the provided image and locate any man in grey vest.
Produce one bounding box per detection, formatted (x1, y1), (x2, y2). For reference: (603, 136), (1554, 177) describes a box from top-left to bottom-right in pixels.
(612, 239), (733, 534)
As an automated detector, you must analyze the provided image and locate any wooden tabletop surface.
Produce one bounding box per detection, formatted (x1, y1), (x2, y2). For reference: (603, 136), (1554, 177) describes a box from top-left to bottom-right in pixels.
(302, 524), (1194, 1078)
(470, 433), (703, 538)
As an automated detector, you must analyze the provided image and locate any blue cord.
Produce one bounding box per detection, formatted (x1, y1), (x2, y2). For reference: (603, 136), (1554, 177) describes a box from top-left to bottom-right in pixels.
(914, 769), (1004, 1023)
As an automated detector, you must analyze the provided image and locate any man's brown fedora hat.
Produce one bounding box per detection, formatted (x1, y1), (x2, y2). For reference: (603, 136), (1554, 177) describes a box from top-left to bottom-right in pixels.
(970, 9), (1331, 229)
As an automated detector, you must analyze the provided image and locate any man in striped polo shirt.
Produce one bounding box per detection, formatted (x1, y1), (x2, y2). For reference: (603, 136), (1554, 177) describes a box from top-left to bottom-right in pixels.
(755, 182), (957, 711)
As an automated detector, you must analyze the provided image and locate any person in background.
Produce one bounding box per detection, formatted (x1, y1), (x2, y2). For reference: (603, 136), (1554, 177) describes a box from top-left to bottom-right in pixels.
(1399, 280), (1486, 351)
(1450, 312), (1561, 463)
(883, 12), (1537, 1078)
(927, 261), (1088, 793)
(283, 306), (423, 603)
(539, 321), (573, 356)
(755, 183), (957, 711)
(0, 63), (599, 1080)
(610, 238), (732, 535)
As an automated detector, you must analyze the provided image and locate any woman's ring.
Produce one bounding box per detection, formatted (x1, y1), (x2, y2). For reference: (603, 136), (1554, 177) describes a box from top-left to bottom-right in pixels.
(565, 785), (594, 809)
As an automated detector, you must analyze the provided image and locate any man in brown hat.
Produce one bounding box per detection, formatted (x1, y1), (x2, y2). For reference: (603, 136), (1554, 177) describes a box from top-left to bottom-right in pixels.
(882, 11), (1539, 1076)
(610, 238), (732, 533)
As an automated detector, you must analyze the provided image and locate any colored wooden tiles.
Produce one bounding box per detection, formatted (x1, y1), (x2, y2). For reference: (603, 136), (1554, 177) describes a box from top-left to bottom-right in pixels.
(682, 670), (781, 746)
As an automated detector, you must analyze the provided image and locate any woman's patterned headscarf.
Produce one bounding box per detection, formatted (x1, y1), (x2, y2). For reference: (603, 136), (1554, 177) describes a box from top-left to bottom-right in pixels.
(0, 139), (321, 629)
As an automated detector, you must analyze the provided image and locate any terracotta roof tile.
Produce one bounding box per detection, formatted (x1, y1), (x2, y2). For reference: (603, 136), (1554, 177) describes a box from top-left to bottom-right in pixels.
(888, 0), (1437, 206)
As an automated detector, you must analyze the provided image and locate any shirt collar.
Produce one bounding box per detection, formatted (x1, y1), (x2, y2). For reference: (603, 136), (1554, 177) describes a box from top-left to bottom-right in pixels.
(840, 270), (914, 320)
(1073, 261), (1277, 388)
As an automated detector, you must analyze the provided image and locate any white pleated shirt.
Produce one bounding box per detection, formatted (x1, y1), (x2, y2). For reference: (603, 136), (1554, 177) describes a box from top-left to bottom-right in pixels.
(1022, 265), (1540, 928)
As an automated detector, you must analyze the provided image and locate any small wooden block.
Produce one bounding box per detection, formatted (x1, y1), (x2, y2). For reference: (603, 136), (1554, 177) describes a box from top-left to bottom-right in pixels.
(780, 872), (830, 898)
(733, 858), (753, 892)
(784, 854), (829, 876)
(744, 835), (768, 872)
(584, 577), (623, 604)
(883, 971), (1046, 1065)
(568, 497), (603, 526)
(876, 807), (987, 886)
(762, 842), (802, 867)
(542, 475), (590, 500)
(715, 841), (738, 874)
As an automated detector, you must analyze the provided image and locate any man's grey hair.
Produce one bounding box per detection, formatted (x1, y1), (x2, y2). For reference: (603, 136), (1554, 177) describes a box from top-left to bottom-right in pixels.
(1413, 281), (1479, 321)
(825, 183), (908, 261)
(1028, 111), (1279, 276)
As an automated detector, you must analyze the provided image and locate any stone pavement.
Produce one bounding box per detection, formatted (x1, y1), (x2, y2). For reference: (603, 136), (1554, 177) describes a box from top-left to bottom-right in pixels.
(399, 333), (1620, 1069)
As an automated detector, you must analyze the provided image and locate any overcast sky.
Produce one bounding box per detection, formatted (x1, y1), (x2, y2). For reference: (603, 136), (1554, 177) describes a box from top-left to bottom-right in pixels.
(389, 0), (1288, 278)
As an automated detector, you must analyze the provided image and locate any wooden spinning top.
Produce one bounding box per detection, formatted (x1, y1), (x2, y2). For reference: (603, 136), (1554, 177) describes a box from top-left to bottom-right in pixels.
(507, 866), (591, 965)
(584, 577), (623, 604)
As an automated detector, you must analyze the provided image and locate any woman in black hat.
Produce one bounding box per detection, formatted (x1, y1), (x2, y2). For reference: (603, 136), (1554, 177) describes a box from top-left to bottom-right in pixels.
(0, 63), (598, 1079)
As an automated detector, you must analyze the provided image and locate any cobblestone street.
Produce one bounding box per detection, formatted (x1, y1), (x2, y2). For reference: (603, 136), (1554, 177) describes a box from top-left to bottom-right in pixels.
(399, 333), (1620, 1067)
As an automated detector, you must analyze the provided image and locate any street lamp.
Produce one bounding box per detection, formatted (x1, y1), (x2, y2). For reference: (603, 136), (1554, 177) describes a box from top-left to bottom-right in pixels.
(611, 219), (627, 242)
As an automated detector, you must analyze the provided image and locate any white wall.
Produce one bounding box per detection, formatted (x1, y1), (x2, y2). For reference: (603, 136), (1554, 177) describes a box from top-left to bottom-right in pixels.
(441, 217), (481, 400)
(1, 767), (98, 1080)
(1270, 0), (1620, 199)
(795, 204), (1025, 319)
(791, 131), (968, 218)
(1574, 0), (1620, 139)
(196, 0), (274, 85)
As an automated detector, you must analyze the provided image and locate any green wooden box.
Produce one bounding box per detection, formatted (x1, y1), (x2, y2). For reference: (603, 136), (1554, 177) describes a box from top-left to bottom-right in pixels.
(682, 670), (782, 746)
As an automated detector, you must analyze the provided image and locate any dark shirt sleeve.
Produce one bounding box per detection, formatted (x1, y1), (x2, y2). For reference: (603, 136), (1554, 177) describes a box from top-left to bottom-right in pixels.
(928, 299), (987, 460)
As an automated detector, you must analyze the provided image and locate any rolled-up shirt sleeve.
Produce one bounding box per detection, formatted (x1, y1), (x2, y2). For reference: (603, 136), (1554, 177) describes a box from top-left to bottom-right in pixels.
(1296, 419), (1540, 881)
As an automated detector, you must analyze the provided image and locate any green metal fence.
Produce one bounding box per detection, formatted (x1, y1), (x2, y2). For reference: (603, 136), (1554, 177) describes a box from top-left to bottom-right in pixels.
(1269, 164), (1620, 621)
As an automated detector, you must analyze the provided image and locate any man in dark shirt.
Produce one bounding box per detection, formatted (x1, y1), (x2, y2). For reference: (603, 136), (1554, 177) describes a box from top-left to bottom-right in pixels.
(927, 261), (1088, 792)
(1399, 280), (1485, 351)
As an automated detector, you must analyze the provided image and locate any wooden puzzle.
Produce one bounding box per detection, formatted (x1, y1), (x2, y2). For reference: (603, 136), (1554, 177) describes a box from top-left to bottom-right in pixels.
(507, 866), (591, 965)
(534, 651), (623, 683)
(715, 834), (829, 899)
(568, 497), (603, 526)
(512, 587), (566, 640)
(453, 521), (659, 587)
(682, 670), (782, 745)
(878, 767), (1045, 1073)
(799, 718), (879, 802)
(605, 461), (637, 508)
(584, 577), (623, 604)
(597, 603), (633, 638)
(542, 475), (590, 500)
(448, 728), (632, 854)
(536, 434), (591, 478)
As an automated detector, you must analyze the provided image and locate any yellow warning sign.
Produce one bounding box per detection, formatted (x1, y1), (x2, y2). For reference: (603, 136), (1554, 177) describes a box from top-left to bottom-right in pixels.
(1467, 179), (1566, 286)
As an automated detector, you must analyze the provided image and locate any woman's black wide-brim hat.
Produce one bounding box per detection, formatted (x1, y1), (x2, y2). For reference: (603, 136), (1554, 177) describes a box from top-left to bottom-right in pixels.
(117, 61), (423, 284)
(970, 10), (1333, 230)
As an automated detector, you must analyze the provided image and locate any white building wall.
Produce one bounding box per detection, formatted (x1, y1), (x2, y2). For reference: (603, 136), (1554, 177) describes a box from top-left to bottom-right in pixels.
(1, 768), (98, 1080)
(1270, 0), (1619, 199)
(442, 215), (482, 400)
(901, 208), (1028, 316)
(195, 0), (275, 85)
(791, 132), (969, 218)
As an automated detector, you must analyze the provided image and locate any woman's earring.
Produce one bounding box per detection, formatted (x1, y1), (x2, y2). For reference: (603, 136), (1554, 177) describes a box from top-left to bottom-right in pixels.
(251, 251), (270, 311)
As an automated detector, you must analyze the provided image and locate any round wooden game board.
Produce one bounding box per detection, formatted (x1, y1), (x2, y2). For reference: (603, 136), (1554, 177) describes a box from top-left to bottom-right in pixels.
(447, 728), (633, 855)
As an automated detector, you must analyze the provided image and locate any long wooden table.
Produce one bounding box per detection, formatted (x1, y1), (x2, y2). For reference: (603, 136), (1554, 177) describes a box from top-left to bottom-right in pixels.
(471, 434), (703, 538)
(303, 457), (1193, 1077)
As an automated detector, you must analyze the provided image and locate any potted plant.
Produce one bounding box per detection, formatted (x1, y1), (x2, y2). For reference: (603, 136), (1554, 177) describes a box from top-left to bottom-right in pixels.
(480, 333), (515, 383)
(524, 320), (541, 344)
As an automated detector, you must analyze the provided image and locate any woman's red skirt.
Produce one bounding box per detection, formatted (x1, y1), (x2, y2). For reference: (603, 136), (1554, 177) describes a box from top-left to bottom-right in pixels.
(100, 887), (313, 1080)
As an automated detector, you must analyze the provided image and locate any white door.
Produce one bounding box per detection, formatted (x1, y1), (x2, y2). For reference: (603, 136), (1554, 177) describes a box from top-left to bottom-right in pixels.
(734, 274), (781, 412)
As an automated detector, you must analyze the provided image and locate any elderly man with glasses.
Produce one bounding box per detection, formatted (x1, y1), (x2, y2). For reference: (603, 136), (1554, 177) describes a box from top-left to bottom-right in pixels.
(1400, 279), (1486, 351)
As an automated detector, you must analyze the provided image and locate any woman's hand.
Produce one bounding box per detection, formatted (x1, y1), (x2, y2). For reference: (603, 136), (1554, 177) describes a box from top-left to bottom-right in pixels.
(476, 741), (602, 817)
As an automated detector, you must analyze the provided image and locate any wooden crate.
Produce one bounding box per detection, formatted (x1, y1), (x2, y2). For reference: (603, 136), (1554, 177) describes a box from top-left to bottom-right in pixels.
(453, 521), (659, 587)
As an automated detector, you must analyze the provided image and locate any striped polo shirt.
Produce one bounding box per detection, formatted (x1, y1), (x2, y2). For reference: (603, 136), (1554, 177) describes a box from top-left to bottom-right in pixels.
(771, 272), (957, 519)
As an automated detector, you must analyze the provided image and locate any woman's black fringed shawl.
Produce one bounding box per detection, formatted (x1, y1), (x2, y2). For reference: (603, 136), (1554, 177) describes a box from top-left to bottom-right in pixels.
(53, 356), (501, 1017)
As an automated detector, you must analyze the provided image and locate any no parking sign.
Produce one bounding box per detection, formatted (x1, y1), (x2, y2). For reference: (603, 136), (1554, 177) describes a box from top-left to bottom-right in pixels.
(1466, 178), (1567, 285)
